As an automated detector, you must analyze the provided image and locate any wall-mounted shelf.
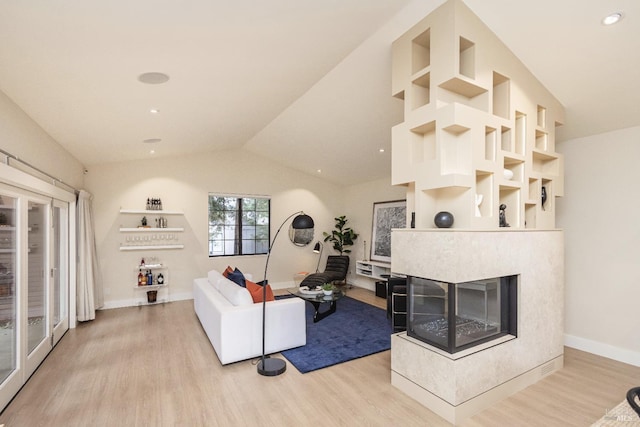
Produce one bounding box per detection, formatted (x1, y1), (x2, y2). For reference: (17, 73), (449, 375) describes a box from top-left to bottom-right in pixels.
(356, 260), (393, 281)
(120, 245), (184, 251)
(119, 227), (184, 232)
(119, 209), (184, 215)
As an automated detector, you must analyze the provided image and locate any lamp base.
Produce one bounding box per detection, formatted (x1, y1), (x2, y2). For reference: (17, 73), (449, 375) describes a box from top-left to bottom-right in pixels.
(257, 357), (287, 376)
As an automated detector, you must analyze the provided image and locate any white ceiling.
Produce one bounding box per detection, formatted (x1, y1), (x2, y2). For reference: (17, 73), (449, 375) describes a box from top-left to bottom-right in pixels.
(0, 0), (638, 186)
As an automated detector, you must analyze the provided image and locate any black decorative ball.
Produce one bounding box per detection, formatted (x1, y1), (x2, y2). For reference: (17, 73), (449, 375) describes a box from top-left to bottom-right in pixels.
(434, 211), (454, 228)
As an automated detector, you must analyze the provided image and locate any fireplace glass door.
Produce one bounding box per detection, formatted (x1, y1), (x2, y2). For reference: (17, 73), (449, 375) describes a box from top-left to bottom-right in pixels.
(407, 275), (517, 353)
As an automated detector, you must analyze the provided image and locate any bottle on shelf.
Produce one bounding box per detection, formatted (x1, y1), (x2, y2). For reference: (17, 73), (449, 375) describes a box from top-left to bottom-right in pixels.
(141, 271), (147, 286)
(157, 273), (164, 285)
(147, 270), (153, 286)
(138, 269), (144, 286)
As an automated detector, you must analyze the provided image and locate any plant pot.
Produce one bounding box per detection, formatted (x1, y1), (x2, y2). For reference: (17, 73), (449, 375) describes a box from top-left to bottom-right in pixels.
(147, 290), (158, 303)
(323, 289), (333, 296)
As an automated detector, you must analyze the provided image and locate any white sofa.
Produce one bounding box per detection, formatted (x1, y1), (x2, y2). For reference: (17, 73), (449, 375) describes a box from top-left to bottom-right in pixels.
(193, 269), (306, 365)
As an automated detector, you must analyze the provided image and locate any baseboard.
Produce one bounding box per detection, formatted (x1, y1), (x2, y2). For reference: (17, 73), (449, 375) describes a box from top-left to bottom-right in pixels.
(564, 334), (640, 367)
(100, 291), (193, 310)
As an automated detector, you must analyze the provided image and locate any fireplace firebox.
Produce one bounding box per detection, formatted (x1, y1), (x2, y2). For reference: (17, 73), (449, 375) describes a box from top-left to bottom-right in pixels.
(407, 275), (518, 353)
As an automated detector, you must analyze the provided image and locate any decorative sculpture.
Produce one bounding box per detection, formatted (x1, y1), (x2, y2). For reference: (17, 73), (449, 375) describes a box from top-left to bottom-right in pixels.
(499, 204), (510, 227)
(541, 186), (547, 211)
(475, 194), (483, 217)
(434, 211), (454, 228)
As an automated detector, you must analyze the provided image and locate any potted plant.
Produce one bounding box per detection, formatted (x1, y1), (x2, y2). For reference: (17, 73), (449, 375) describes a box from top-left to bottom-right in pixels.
(322, 283), (334, 296)
(323, 215), (358, 255)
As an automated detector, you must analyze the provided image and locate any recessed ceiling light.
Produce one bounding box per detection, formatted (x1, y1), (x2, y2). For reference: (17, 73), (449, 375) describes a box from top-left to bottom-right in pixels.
(317, 169), (322, 174)
(138, 72), (170, 84)
(602, 12), (623, 25)
(379, 148), (385, 153)
(143, 138), (161, 144)
(150, 150), (155, 155)
(149, 108), (160, 114)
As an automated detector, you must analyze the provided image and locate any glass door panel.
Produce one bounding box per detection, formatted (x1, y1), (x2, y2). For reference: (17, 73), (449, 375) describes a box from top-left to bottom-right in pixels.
(27, 200), (47, 354)
(51, 201), (68, 345)
(0, 194), (17, 384)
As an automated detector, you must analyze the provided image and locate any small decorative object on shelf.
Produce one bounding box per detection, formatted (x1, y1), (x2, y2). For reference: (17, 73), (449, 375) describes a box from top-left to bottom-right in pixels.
(146, 198), (163, 211)
(499, 204), (510, 227)
(411, 212), (416, 228)
(434, 211), (454, 228)
(503, 169), (514, 180)
(541, 186), (547, 211)
(475, 194), (483, 217)
(147, 290), (158, 303)
(157, 273), (164, 285)
(141, 216), (148, 227)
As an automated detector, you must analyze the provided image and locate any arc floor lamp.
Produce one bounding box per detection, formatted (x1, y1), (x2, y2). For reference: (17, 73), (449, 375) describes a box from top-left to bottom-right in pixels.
(258, 211), (314, 376)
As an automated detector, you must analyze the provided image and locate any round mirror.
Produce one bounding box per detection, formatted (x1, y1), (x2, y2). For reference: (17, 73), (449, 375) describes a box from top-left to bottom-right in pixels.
(289, 224), (314, 246)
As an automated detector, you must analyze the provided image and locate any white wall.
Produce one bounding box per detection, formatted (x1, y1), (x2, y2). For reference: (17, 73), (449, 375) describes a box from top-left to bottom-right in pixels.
(0, 90), (84, 188)
(557, 125), (640, 367)
(84, 149), (346, 308)
(344, 177), (406, 290)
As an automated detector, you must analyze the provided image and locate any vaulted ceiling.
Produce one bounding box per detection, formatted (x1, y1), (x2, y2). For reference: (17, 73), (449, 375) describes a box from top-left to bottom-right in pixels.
(0, 0), (638, 185)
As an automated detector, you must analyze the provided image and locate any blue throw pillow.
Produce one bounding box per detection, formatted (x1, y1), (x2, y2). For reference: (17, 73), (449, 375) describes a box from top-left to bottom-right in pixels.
(227, 268), (246, 287)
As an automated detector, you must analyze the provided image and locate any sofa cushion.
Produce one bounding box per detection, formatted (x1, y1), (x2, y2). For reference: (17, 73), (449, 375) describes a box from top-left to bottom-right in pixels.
(227, 268), (246, 287)
(246, 280), (275, 303)
(207, 269), (225, 290)
(222, 265), (233, 277)
(217, 278), (253, 306)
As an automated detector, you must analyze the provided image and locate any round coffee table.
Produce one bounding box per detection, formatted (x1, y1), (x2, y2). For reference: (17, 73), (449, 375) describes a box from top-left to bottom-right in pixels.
(288, 287), (344, 323)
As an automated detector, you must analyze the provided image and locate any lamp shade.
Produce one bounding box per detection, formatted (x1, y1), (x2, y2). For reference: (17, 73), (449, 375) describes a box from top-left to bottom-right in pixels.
(292, 214), (314, 230)
(313, 241), (321, 253)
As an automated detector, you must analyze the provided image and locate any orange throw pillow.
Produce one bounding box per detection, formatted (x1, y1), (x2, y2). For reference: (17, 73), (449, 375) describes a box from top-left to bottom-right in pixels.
(245, 280), (275, 303)
(222, 266), (233, 277)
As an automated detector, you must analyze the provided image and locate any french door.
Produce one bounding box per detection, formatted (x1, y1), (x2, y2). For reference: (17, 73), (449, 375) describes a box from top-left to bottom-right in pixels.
(0, 184), (71, 410)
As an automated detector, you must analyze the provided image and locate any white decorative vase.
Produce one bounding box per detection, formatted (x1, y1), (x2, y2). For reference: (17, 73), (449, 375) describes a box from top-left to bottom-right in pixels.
(503, 169), (514, 180)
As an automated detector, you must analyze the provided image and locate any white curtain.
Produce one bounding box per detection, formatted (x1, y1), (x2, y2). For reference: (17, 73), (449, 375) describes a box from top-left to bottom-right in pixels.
(76, 190), (103, 321)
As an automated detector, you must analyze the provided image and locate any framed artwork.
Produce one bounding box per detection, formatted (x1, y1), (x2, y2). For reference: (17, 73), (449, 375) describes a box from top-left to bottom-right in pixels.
(370, 200), (407, 263)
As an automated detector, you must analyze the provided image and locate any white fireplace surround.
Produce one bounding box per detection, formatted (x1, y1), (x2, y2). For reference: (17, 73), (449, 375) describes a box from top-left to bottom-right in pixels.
(390, 229), (564, 424)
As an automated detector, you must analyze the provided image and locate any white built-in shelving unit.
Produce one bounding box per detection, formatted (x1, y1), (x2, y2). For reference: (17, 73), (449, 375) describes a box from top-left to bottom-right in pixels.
(391, 0), (564, 230)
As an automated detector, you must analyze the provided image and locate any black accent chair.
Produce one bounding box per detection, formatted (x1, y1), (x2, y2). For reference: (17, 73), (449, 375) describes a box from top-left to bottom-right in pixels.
(300, 255), (349, 289)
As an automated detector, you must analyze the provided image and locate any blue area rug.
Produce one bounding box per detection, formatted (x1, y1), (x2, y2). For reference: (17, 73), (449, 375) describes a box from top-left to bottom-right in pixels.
(280, 295), (392, 373)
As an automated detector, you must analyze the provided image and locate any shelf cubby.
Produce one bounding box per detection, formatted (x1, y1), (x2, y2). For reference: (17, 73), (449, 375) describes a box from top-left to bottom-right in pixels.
(500, 126), (511, 152)
(485, 126), (497, 161)
(492, 72), (510, 119)
(515, 111), (526, 156)
(475, 171), (493, 218)
(524, 203), (536, 229)
(410, 121), (436, 161)
(535, 130), (548, 151)
(541, 179), (553, 213)
(503, 156), (524, 183)
(459, 37), (475, 79)
(532, 150), (559, 175)
(537, 105), (546, 128)
(412, 28), (431, 74)
(411, 71), (431, 110)
(441, 125), (471, 175)
(528, 178), (539, 204)
(498, 186), (520, 228)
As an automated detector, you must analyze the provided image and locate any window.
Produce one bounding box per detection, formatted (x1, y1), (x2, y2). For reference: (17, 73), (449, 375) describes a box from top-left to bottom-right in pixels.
(208, 195), (270, 257)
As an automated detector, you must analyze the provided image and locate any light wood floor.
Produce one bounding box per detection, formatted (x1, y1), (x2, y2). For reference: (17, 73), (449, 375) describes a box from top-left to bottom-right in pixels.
(1, 287), (638, 426)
